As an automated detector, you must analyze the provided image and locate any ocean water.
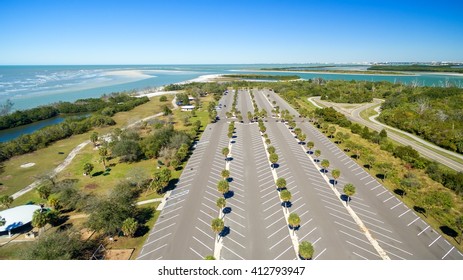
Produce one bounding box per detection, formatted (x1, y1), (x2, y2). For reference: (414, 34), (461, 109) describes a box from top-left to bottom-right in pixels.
(1, 64), (463, 111)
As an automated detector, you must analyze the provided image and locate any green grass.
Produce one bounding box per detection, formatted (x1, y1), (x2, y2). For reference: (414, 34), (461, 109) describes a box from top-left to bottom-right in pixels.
(357, 104), (463, 166)
(0, 96), (169, 199)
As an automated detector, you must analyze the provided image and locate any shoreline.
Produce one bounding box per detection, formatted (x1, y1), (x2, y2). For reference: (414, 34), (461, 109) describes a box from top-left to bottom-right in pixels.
(248, 69), (416, 77)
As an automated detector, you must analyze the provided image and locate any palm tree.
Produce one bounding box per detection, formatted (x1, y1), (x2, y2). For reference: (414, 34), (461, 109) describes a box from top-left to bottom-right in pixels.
(0, 195), (14, 209)
(211, 218), (225, 241)
(267, 146), (276, 154)
(455, 216), (463, 244)
(276, 177), (287, 191)
(121, 217), (138, 237)
(83, 162), (94, 177)
(280, 189), (292, 213)
(332, 169), (341, 186)
(306, 141), (314, 151)
(320, 159), (330, 172)
(217, 180), (230, 197)
(222, 147), (230, 161)
(204, 255), (216, 260)
(328, 126), (336, 138)
(32, 209), (49, 236)
(299, 241), (314, 260)
(269, 153), (279, 169)
(288, 213), (301, 235)
(99, 146), (109, 170)
(216, 197), (226, 218)
(314, 150), (321, 161)
(90, 131), (99, 147)
(221, 169), (230, 180)
(365, 154), (376, 170)
(37, 184), (51, 200)
(299, 133), (306, 144)
(343, 183), (356, 206)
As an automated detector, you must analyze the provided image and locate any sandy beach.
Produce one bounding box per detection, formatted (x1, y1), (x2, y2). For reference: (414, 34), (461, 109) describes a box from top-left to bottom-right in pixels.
(135, 74), (222, 98)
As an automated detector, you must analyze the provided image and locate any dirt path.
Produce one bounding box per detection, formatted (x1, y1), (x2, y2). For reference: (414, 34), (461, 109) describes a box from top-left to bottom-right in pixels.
(11, 110), (166, 199)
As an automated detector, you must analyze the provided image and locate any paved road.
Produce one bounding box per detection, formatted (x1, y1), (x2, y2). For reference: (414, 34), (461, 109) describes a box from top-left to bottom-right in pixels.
(309, 96), (463, 172)
(262, 89), (463, 259)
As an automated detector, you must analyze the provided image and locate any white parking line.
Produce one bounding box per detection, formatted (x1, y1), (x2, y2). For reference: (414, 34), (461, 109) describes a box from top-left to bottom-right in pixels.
(200, 209), (215, 219)
(156, 214), (180, 225)
(371, 185), (382, 190)
(195, 226), (214, 240)
(417, 225), (430, 235)
(390, 202), (402, 210)
(376, 190), (388, 197)
(270, 234), (290, 250)
(222, 245), (245, 260)
(274, 245), (293, 260)
(365, 179), (376, 185)
(353, 252), (368, 260)
(190, 247), (204, 259)
(398, 209), (411, 218)
(150, 223), (176, 236)
(267, 225), (288, 239)
(313, 248), (327, 260)
(299, 210), (309, 218)
(345, 241), (380, 257)
(383, 196), (395, 203)
(360, 175), (370, 180)
(442, 247), (454, 259)
(428, 236), (441, 247)
(260, 185), (274, 193)
(193, 236), (212, 251)
(227, 217), (246, 228)
(299, 226), (317, 240)
(377, 239), (412, 256)
(226, 235), (246, 249)
(161, 206), (183, 216)
(144, 233), (172, 247)
(265, 208), (283, 220)
(266, 216), (284, 229)
(137, 244), (168, 259)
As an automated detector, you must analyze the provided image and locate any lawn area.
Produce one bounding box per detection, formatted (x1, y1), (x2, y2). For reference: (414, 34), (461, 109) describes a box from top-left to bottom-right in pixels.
(0, 91), (215, 259)
(0, 95), (171, 200)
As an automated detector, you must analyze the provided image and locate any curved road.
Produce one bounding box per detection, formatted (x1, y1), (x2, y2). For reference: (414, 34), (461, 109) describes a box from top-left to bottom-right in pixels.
(309, 97), (463, 172)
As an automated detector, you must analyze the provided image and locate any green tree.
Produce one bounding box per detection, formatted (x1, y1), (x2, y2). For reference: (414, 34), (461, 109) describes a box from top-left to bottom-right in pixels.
(379, 129), (388, 139)
(299, 133), (306, 144)
(48, 195), (60, 210)
(32, 209), (49, 236)
(377, 162), (393, 181)
(151, 167), (171, 194)
(288, 213), (301, 235)
(267, 145), (276, 154)
(99, 146), (109, 169)
(222, 147), (230, 160)
(328, 126), (336, 138)
(211, 218), (225, 241)
(321, 159), (330, 172)
(121, 217), (138, 237)
(455, 216), (463, 244)
(162, 105), (172, 116)
(299, 241), (314, 260)
(216, 197), (226, 218)
(306, 141), (314, 151)
(159, 95), (167, 102)
(0, 195), (14, 209)
(314, 150), (321, 160)
(332, 169), (341, 185)
(276, 177), (287, 190)
(90, 131), (99, 147)
(364, 154), (376, 170)
(217, 180), (230, 196)
(422, 191), (454, 213)
(221, 169), (230, 180)
(280, 189), (292, 212)
(343, 183), (356, 206)
(37, 184), (52, 200)
(335, 131), (344, 143)
(269, 153), (279, 169)
(83, 162), (94, 177)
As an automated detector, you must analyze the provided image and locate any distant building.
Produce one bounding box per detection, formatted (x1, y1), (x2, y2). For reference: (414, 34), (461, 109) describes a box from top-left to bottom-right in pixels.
(181, 105), (195, 111)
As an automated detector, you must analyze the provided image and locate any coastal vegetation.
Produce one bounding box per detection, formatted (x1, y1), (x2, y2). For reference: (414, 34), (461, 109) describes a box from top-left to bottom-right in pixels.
(368, 64), (463, 74)
(222, 74), (300, 81)
(0, 94), (149, 162)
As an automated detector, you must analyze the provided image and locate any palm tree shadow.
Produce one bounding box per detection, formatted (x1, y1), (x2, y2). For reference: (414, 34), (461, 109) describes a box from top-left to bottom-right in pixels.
(222, 207), (232, 215)
(224, 190), (234, 199)
(226, 177), (234, 183)
(281, 201), (292, 208)
(219, 226), (230, 238)
(340, 194), (350, 202)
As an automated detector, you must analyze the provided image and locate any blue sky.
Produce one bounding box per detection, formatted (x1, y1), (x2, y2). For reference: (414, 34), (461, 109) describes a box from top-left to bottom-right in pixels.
(1, 0), (462, 64)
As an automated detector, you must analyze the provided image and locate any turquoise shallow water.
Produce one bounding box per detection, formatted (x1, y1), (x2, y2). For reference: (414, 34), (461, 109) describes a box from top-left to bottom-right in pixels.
(1, 64), (463, 111)
(1, 64), (462, 142)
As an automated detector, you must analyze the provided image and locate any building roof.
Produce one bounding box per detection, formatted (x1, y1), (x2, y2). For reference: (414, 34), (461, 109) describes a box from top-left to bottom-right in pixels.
(0, 205), (41, 232)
